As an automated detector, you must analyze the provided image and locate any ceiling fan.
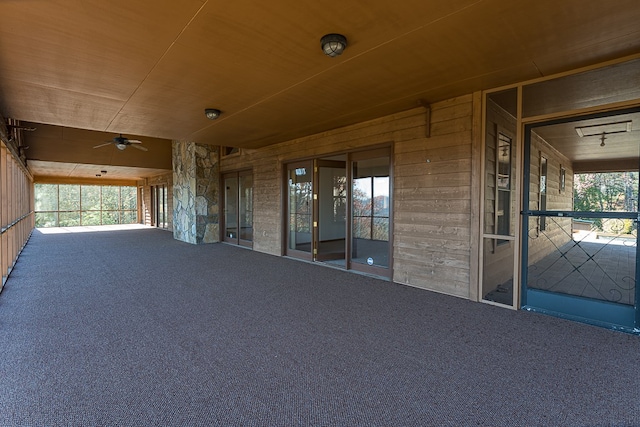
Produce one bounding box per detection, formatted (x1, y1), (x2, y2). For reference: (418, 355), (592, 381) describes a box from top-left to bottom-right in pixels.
(93, 134), (148, 151)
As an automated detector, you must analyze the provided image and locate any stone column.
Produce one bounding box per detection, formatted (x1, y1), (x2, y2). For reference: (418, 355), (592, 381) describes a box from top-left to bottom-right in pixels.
(172, 141), (220, 244)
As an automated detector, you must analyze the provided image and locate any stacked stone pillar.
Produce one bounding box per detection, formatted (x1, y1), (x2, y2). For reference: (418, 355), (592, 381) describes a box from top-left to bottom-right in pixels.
(172, 141), (220, 244)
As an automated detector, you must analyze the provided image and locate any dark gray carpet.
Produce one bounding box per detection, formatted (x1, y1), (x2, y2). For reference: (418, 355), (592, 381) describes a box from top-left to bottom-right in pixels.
(1, 227), (639, 426)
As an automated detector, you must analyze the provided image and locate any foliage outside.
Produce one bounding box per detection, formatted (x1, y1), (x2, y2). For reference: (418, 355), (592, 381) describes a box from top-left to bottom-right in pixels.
(35, 184), (138, 228)
(574, 172), (638, 234)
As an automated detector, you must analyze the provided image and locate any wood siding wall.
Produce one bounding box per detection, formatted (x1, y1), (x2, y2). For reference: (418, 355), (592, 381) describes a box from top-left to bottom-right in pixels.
(394, 96), (476, 297)
(220, 94), (479, 299)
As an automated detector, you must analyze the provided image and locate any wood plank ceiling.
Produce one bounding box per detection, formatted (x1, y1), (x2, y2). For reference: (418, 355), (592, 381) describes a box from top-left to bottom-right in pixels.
(1, 0), (640, 179)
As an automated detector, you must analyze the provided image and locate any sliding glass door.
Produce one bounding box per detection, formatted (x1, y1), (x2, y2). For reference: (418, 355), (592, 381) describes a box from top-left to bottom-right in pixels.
(223, 170), (253, 247)
(285, 149), (392, 278)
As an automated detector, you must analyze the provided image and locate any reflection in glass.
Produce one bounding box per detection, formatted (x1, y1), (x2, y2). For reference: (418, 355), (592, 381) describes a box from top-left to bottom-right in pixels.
(482, 237), (514, 305)
(318, 163), (347, 264)
(496, 134), (511, 240)
(239, 174), (253, 241)
(288, 166), (313, 253)
(482, 88), (517, 305)
(352, 157), (390, 268)
(225, 176), (238, 239)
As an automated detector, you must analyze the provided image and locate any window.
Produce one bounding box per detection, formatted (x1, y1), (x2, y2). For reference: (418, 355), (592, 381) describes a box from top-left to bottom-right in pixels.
(35, 184), (138, 227)
(223, 170), (253, 245)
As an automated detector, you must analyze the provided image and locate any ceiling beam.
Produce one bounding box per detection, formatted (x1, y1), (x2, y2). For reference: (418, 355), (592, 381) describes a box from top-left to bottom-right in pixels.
(573, 158), (639, 173)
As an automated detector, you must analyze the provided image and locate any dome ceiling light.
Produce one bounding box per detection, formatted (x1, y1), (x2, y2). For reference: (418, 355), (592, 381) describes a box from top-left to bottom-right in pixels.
(321, 34), (347, 57)
(205, 108), (221, 120)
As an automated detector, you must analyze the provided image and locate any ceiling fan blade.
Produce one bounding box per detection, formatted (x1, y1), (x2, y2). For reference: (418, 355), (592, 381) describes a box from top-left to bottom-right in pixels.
(130, 144), (148, 151)
(126, 139), (142, 143)
(93, 142), (113, 149)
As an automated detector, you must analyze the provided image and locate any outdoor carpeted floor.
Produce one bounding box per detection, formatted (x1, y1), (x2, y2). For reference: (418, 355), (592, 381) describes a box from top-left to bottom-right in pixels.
(1, 226), (639, 426)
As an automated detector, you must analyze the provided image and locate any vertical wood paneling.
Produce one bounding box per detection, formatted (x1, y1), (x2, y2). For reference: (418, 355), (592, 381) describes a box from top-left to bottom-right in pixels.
(1, 145), (6, 284)
(1, 140), (33, 289)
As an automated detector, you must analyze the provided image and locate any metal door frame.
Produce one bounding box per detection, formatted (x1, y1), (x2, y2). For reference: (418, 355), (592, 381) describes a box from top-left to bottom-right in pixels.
(521, 108), (640, 333)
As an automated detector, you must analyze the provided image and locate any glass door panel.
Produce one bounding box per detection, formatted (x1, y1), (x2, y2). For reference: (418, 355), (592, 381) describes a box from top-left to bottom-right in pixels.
(287, 161), (313, 259)
(351, 154), (390, 273)
(224, 175), (239, 240)
(286, 150), (392, 278)
(481, 88), (518, 306)
(151, 184), (167, 228)
(223, 171), (253, 246)
(239, 173), (253, 243)
(159, 185), (167, 228)
(317, 158), (347, 266)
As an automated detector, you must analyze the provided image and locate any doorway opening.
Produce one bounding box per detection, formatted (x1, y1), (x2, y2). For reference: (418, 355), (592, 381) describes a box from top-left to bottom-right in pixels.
(521, 107), (640, 332)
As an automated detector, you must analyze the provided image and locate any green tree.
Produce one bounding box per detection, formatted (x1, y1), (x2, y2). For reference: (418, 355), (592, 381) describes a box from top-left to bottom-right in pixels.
(574, 173), (638, 212)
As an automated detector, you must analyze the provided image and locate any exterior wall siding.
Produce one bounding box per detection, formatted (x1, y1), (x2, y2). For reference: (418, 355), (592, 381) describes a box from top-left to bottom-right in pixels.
(220, 94), (479, 298)
(394, 96), (474, 297)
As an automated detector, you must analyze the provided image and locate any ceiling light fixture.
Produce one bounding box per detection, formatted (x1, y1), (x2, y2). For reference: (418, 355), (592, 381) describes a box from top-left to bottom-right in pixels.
(116, 143), (127, 150)
(321, 33), (347, 57)
(205, 108), (221, 120)
(575, 120), (632, 137)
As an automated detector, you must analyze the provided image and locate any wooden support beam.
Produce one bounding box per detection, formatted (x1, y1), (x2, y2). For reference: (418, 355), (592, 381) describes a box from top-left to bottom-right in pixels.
(419, 100), (431, 138)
